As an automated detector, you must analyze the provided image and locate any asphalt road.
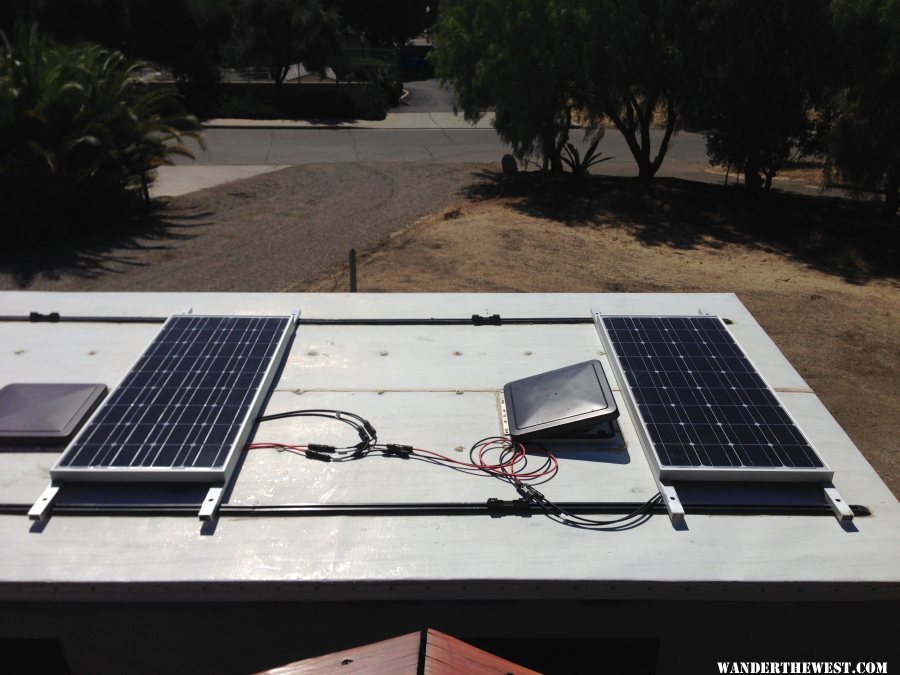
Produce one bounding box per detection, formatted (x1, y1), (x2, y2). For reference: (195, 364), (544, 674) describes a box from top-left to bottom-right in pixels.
(175, 127), (717, 182)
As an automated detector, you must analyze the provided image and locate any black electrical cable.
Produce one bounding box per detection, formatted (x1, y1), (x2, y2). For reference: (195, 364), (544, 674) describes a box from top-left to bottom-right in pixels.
(474, 437), (661, 528)
(256, 409), (378, 453)
(513, 482), (664, 530)
(259, 408), (373, 427)
(496, 439), (557, 486)
(253, 412), (661, 529)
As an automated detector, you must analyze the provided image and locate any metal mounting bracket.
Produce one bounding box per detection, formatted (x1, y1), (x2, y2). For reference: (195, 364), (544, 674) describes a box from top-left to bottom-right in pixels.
(823, 483), (854, 522)
(28, 482), (61, 521)
(199, 486), (225, 520)
(660, 480), (686, 525)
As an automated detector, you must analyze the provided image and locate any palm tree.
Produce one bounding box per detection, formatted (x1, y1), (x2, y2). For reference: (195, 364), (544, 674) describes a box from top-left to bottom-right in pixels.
(0, 27), (205, 232)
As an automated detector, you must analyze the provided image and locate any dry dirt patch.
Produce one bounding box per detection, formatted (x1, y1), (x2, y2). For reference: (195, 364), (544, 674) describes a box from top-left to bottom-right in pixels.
(308, 177), (900, 498)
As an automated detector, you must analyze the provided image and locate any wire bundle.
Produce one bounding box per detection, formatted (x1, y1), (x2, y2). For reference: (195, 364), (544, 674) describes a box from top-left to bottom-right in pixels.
(513, 483), (663, 530)
(411, 436), (558, 484)
(250, 410), (661, 529)
(249, 408), (378, 461)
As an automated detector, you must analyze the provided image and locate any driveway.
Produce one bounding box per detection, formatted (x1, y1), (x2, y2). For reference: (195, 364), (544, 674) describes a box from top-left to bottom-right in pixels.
(0, 163), (487, 291)
(396, 79), (457, 112)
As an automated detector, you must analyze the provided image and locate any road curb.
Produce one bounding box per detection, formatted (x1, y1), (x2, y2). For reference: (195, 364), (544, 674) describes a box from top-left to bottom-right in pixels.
(201, 119), (574, 131)
(201, 122), (501, 131)
(202, 122), (378, 130)
(202, 111), (498, 131)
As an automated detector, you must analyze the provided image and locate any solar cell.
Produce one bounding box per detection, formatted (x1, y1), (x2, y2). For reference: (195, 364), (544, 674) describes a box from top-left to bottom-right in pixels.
(599, 315), (832, 482)
(51, 314), (295, 482)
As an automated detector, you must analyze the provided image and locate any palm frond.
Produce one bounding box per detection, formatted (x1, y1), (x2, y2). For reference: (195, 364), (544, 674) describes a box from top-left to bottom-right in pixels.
(1, 26), (206, 230)
(561, 138), (613, 175)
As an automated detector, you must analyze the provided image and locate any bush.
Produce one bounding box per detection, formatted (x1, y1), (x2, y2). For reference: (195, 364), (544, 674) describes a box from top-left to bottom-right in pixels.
(211, 92), (287, 119)
(342, 83), (389, 119)
(375, 67), (403, 107)
(208, 83), (388, 120)
(0, 28), (203, 238)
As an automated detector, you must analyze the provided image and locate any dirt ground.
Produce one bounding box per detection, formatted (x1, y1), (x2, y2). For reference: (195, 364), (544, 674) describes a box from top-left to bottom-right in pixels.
(309, 173), (900, 498)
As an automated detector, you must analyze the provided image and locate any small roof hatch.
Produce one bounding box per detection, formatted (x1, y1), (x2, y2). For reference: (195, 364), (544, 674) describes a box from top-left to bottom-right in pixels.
(0, 383), (107, 444)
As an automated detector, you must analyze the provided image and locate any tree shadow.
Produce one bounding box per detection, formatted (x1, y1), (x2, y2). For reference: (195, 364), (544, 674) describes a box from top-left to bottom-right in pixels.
(0, 200), (214, 288)
(463, 170), (898, 284)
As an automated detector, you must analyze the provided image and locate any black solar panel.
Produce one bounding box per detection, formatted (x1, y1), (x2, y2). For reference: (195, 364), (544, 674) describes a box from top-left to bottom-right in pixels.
(600, 316), (831, 480)
(52, 315), (294, 481)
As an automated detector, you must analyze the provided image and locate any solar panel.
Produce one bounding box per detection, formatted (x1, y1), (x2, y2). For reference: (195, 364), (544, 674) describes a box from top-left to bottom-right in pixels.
(51, 314), (295, 483)
(598, 315), (832, 482)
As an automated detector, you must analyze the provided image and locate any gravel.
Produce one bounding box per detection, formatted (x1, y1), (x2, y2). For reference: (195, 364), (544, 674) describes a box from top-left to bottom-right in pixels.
(0, 162), (487, 291)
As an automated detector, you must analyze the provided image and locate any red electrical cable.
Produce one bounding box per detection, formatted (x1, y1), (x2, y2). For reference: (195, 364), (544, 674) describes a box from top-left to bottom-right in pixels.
(412, 447), (486, 468)
(248, 436), (558, 482)
(416, 437), (558, 482)
(247, 442), (309, 455)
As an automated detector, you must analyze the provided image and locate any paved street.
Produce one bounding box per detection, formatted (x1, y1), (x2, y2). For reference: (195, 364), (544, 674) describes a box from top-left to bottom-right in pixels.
(155, 94), (824, 198)
(176, 128), (510, 165)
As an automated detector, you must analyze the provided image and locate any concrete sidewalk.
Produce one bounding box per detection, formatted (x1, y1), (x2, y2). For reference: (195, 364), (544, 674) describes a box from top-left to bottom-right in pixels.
(151, 165), (289, 198)
(203, 111), (495, 130)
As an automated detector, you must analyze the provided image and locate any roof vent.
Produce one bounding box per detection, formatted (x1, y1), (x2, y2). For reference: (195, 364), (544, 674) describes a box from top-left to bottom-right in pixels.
(0, 383), (107, 444)
(503, 360), (618, 441)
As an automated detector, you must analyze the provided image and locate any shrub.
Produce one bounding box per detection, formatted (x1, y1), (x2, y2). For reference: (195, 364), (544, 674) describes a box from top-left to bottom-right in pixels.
(0, 28), (203, 238)
(209, 83), (388, 120)
(341, 83), (389, 119)
(375, 67), (403, 107)
(211, 92), (287, 119)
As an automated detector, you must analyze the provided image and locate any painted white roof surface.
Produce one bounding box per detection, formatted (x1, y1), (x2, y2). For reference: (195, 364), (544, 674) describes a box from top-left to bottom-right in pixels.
(0, 292), (898, 602)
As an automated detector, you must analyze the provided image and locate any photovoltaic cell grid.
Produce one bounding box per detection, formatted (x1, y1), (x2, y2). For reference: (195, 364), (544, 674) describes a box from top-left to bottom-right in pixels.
(53, 315), (292, 479)
(601, 316), (828, 476)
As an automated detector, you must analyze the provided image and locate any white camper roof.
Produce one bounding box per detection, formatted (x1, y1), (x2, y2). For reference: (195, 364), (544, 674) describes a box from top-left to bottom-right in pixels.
(0, 291), (898, 602)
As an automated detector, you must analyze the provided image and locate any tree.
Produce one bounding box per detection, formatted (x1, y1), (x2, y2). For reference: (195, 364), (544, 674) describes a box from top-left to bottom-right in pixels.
(693, 0), (833, 191)
(331, 0), (437, 48)
(119, 0), (233, 115)
(0, 27), (204, 233)
(580, 0), (701, 182)
(232, 0), (341, 101)
(1, 1), (232, 115)
(828, 0), (900, 219)
(433, 0), (589, 172)
(1, 0), (130, 51)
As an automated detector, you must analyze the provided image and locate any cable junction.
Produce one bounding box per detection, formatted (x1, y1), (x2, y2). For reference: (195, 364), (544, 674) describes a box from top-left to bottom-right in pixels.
(250, 409), (663, 530)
